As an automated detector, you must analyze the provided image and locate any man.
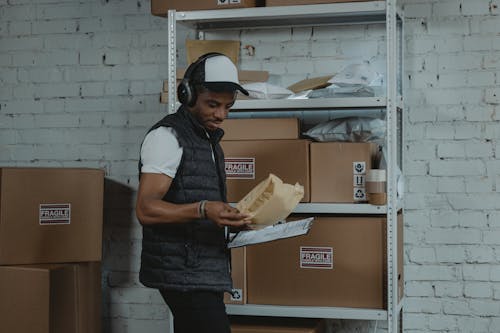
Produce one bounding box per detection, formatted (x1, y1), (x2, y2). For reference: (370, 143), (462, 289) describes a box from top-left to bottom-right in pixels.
(135, 53), (251, 332)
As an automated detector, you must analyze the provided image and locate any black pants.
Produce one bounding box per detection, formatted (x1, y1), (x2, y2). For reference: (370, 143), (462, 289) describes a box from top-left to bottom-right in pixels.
(160, 289), (231, 333)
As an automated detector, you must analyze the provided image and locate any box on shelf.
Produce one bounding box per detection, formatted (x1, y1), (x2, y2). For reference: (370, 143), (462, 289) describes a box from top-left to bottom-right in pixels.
(246, 214), (403, 309)
(0, 168), (104, 265)
(309, 142), (379, 203)
(186, 39), (240, 65)
(266, 0), (373, 6)
(231, 317), (325, 333)
(221, 139), (310, 203)
(152, 0), (264, 16)
(161, 69), (269, 104)
(221, 118), (300, 141)
(224, 247), (246, 305)
(0, 262), (101, 333)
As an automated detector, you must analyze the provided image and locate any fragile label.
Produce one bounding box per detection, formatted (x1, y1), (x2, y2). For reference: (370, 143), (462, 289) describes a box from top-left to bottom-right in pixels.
(39, 203), (71, 225)
(300, 246), (333, 269)
(225, 158), (255, 179)
(353, 161), (366, 174)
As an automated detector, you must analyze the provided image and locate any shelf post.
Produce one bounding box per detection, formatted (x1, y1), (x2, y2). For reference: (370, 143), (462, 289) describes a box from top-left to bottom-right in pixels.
(167, 9), (177, 114)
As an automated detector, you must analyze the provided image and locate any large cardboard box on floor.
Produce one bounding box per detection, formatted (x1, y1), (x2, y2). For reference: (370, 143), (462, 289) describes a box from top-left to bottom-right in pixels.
(266, 0), (373, 6)
(0, 168), (104, 265)
(0, 262), (102, 333)
(310, 142), (379, 203)
(221, 139), (310, 203)
(231, 317), (325, 333)
(221, 118), (300, 141)
(224, 247), (246, 305)
(152, 0), (263, 16)
(246, 214), (403, 309)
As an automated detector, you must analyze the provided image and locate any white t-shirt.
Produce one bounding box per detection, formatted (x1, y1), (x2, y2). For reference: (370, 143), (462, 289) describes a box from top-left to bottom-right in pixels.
(140, 127), (183, 178)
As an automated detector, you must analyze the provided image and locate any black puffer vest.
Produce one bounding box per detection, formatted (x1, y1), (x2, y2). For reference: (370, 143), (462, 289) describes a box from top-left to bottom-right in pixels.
(138, 107), (231, 292)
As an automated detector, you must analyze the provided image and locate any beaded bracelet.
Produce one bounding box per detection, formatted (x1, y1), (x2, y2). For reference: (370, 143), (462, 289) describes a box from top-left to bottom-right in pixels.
(198, 200), (208, 219)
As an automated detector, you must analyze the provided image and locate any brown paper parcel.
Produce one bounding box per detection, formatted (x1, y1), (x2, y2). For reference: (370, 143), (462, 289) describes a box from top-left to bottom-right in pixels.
(236, 174), (304, 227)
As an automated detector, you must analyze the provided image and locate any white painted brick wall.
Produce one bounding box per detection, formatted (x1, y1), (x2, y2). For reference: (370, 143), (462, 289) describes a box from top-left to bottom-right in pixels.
(2, 0), (500, 332)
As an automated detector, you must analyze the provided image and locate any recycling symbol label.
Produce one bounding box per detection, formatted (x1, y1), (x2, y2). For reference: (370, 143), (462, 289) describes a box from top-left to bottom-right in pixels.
(230, 288), (242, 301)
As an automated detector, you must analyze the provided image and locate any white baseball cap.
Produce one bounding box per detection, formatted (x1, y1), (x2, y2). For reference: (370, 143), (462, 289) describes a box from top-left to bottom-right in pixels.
(200, 55), (249, 96)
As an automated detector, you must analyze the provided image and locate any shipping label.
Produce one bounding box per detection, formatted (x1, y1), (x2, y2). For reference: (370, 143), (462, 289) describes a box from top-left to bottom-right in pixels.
(300, 246), (333, 269)
(353, 187), (366, 201)
(353, 174), (365, 187)
(225, 157), (255, 179)
(218, 0), (241, 5)
(353, 161), (366, 175)
(229, 288), (243, 302)
(39, 203), (71, 225)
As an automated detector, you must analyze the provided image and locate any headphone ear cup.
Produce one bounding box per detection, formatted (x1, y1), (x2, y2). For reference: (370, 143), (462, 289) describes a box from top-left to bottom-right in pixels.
(177, 79), (192, 106)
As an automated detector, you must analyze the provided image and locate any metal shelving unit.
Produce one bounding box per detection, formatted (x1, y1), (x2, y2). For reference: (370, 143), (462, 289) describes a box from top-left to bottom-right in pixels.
(166, 2), (403, 332)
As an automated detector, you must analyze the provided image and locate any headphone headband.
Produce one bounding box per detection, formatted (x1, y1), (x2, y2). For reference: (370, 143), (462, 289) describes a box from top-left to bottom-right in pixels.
(177, 52), (225, 107)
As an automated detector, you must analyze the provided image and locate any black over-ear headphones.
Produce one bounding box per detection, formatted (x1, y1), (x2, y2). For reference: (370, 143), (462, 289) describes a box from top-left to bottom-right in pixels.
(177, 52), (225, 107)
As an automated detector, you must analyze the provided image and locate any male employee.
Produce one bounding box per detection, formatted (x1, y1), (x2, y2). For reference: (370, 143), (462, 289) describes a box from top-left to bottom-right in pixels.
(135, 53), (251, 333)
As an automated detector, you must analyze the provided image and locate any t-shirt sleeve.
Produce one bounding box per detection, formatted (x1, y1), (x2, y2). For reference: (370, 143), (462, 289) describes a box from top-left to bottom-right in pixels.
(140, 127), (183, 178)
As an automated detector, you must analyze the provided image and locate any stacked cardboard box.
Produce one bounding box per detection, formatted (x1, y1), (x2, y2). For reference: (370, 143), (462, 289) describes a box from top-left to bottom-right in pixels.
(220, 118), (400, 309)
(229, 214), (403, 309)
(0, 168), (104, 333)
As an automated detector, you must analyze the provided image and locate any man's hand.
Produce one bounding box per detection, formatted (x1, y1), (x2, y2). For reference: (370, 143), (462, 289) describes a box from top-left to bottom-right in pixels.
(204, 201), (252, 228)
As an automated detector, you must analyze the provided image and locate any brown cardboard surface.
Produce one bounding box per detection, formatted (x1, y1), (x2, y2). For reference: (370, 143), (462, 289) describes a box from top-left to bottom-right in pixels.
(247, 215), (386, 308)
(287, 75), (333, 93)
(186, 39), (240, 65)
(0, 168), (104, 265)
(77, 262), (102, 333)
(0, 262), (101, 333)
(162, 69), (269, 92)
(266, 0), (373, 6)
(152, 0), (263, 16)
(224, 247), (246, 304)
(310, 142), (378, 203)
(0, 264), (76, 333)
(231, 317), (325, 333)
(221, 139), (310, 203)
(221, 118), (299, 141)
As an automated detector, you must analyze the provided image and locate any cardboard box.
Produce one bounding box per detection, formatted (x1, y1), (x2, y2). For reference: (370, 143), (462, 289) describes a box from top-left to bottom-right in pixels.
(287, 75), (333, 93)
(0, 168), (104, 265)
(186, 39), (240, 65)
(224, 247), (246, 305)
(310, 142), (378, 203)
(221, 118), (300, 141)
(221, 139), (310, 203)
(231, 317), (325, 333)
(0, 262), (101, 333)
(152, 0), (263, 16)
(161, 69), (269, 104)
(266, 0), (373, 6)
(162, 69), (269, 92)
(246, 215), (403, 309)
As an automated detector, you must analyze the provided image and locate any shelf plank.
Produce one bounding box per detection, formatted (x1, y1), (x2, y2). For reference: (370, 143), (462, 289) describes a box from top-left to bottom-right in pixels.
(175, 1), (387, 29)
(227, 304), (387, 320)
(232, 97), (386, 111)
(294, 203), (387, 214)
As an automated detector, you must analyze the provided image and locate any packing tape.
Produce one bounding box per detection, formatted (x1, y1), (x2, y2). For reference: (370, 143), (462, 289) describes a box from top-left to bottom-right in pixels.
(366, 169), (386, 182)
(368, 192), (386, 205)
(366, 181), (386, 193)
